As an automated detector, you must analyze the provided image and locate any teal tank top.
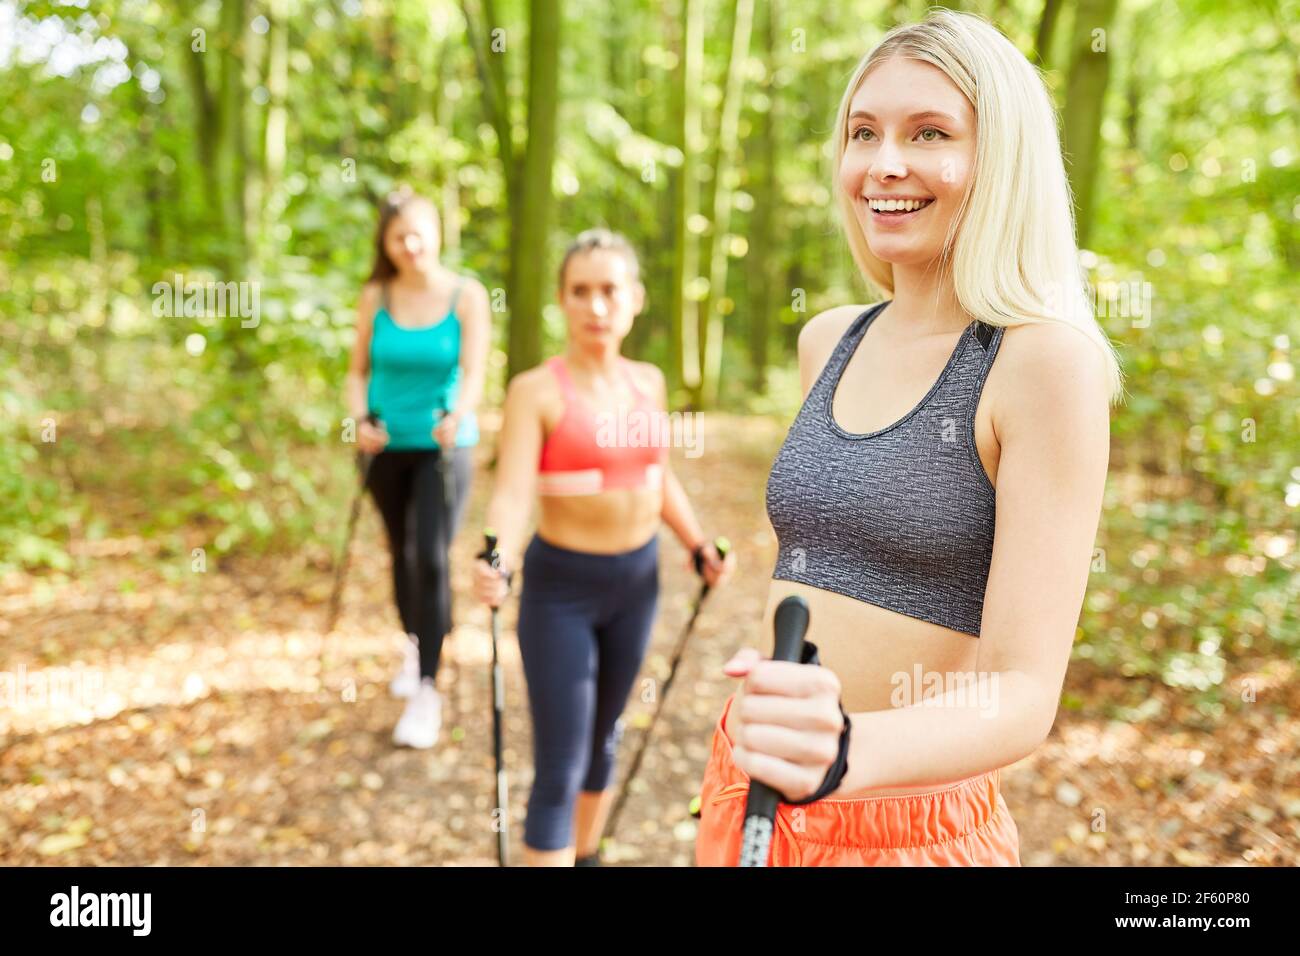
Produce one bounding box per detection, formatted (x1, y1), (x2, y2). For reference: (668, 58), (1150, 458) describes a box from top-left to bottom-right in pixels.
(366, 279), (479, 451)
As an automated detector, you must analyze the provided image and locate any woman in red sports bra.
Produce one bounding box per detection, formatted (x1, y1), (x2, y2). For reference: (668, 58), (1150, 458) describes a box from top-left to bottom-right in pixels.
(534, 351), (667, 498)
(473, 229), (736, 867)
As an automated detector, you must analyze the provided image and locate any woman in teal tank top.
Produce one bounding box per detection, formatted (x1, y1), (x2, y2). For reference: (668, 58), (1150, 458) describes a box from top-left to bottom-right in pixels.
(345, 187), (491, 750)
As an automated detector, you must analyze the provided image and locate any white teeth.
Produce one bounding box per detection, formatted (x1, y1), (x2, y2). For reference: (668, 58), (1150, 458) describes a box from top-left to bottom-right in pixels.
(868, 198), (931, 212)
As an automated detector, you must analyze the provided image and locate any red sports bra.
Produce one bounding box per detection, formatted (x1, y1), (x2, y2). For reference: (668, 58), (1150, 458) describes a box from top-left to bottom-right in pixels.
(537, 356), (669, 496)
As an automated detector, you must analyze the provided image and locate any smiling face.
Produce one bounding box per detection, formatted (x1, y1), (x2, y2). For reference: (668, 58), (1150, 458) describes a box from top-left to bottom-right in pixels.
(838, 56), (976, 271)
(558, 248), (644, 349)
(382, 203), (440, 277)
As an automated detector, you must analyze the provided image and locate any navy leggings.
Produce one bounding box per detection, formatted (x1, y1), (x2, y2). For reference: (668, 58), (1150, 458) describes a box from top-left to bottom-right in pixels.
(365, 447), (473, 679)
(517, 533), (660, 851)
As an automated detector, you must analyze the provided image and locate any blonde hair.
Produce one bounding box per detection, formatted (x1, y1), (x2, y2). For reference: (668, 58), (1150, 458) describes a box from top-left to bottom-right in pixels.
(831, 8), (1124, 403)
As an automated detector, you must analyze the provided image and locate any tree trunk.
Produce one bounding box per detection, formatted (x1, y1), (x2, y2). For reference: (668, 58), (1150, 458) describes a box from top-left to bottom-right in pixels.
(664, 0), (690, 398)
(1062, 0), (1120, 249)
(434, 34), (462, 256)
(181, 18), (220, 219)
(1033, 0), (1064, 68)
(463, 0), (522, 361)
(507, 0), (562, 380)
(677, 0), (705, 403)
(133, 79), (163, 255)
(263, 0), (288, 205)
(243, 7), (264, 269)
(699, 0), (754, 408)
(218, 0), (248, 273)
(378, 7), (400, 133)
(745, 0), (777, 394)
(785, 219), (806, 355)
(1122, 7), (1145, 151)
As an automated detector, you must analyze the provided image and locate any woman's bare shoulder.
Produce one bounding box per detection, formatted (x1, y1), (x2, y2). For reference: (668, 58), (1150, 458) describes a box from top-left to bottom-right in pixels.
(991, 321), (1111, 434)
(799, 304), (868, 348)
(358, 281), (382, 310)
(354, 282), (384, 333)
(625, 359), (667, 401)
(505, 361), (562, 406)
(797, 304), (874, 382)
(458, 275), (491, 307)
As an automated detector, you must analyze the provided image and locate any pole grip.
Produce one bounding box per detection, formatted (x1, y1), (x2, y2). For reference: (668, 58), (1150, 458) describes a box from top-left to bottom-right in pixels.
(769, 594), (808, 664)
(482, 528), (501, 570)
(356, 411), (382, 474)
(738, 594), (809, 867)
(693, 535), (732, 577)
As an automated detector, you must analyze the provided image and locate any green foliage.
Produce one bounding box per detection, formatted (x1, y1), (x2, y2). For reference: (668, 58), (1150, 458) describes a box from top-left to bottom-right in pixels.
(1, 0), (1296, 698)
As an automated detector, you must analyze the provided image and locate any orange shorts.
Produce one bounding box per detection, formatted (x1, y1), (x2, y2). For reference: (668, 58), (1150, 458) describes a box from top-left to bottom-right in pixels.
(695, 694), (1022, 867)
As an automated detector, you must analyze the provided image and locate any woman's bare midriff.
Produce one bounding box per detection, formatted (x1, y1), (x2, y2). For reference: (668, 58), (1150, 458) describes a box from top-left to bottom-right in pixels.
(724, 578), (984, 798)
(721, 314), (1008, 798)
(536, 488), (663, 554)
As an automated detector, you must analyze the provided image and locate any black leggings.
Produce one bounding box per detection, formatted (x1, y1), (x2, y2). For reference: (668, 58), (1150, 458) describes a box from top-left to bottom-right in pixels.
(516, 533), (660, 850)
(365, 447), (473, 678)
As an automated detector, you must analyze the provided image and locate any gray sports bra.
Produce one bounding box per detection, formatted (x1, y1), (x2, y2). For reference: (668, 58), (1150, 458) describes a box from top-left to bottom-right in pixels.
(765, 301), (1005, 637)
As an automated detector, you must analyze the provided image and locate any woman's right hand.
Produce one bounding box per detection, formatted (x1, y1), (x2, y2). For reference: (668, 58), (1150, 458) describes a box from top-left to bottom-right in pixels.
(721, 648), (845, 802)
(357, 419), (390, 455)
(474, 558), (510, 608)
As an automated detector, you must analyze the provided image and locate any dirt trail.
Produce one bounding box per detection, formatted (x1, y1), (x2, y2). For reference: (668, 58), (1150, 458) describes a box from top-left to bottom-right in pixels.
(1, 414), (1294, 865)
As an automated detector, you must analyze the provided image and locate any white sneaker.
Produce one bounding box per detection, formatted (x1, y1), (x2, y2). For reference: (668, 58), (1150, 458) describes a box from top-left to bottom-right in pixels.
(389, 636), (420, 699)
(393, 678), (441, 749)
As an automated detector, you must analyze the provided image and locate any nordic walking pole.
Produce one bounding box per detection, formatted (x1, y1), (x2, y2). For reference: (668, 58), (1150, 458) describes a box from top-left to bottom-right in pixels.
(321, 412), (382, 678)
(738, 594), (809, 867)
(603, 536), (731, 844)
(478, 528), (510, 867)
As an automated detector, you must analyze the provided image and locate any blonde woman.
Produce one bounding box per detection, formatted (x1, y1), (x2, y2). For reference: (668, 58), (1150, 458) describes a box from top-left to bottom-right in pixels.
(695, 10), (1122, 866)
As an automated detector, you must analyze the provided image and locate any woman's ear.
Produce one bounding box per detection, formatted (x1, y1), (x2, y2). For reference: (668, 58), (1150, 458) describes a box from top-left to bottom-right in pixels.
(632, 281), (647, 315)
